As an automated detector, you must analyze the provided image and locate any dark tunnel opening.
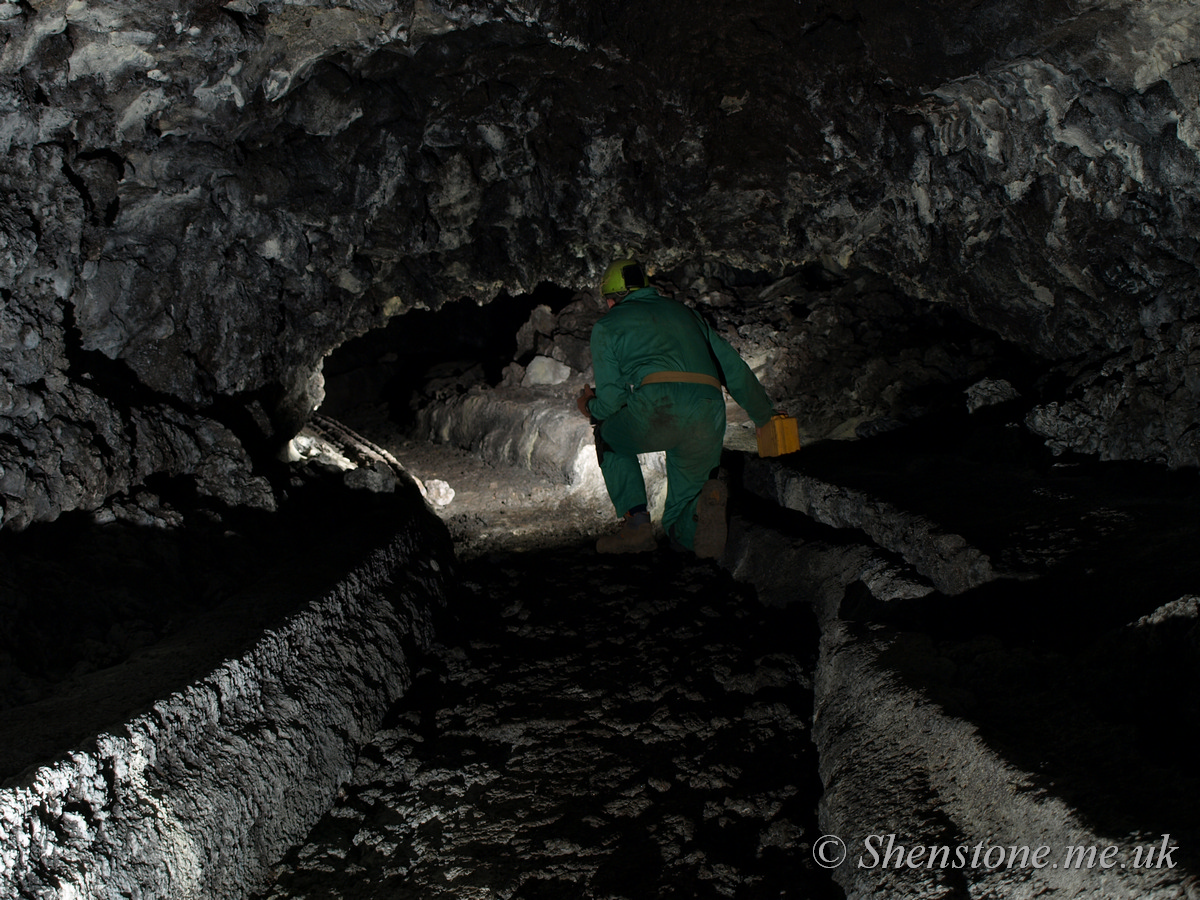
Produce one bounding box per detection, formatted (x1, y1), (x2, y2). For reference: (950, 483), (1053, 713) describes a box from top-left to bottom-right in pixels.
(320, 281), (578, 430)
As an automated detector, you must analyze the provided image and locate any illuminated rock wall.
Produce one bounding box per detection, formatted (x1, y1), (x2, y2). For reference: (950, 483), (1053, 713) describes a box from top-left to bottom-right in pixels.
(0, 472), (455, 900)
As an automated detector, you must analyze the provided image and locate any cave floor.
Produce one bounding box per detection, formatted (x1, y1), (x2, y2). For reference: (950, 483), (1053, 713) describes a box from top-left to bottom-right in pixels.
(242, 410), (840, 897)
(253, 539), (841, 900)
(386, 431), (616, 560)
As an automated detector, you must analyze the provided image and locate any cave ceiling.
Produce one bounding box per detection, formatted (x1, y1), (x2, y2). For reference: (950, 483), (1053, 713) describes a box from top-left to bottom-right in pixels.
(2, 0), (1200, 529)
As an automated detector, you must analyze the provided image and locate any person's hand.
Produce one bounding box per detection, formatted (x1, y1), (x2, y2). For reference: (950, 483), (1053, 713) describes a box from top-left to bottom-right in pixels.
(756, 411), (784, 443)
(577, 384), (596, 418)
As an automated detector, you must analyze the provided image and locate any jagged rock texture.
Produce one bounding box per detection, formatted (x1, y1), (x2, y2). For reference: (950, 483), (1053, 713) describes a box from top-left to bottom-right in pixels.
(4, 0), (1200, 529)
(0, 471), (457, 900)
(0, 465), (458, 900)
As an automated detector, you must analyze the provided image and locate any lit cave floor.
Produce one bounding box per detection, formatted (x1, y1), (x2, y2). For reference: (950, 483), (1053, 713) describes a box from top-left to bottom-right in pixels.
(254, 543), (841, 900)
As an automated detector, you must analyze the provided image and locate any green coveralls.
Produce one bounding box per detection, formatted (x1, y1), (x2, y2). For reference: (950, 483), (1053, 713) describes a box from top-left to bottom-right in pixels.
(586, 287), (776, 550)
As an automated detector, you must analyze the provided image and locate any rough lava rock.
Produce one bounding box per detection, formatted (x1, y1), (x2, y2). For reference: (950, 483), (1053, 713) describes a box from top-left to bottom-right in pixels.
(4, 0), (1200, 529)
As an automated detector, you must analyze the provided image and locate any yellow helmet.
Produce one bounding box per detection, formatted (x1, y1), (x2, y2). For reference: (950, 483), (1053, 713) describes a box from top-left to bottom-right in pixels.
(600, 259), (648, 298)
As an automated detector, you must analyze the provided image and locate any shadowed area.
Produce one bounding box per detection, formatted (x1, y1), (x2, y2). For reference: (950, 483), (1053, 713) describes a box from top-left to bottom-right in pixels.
(0, 466), (452, 783)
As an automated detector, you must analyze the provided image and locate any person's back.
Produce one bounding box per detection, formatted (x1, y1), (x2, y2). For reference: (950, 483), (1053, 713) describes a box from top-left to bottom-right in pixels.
(589, 288), (722, 416)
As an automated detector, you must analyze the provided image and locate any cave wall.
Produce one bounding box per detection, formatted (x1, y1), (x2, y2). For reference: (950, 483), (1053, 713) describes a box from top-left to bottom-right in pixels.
(3, 0), (1199, 529)
(0, 483), (455, 900)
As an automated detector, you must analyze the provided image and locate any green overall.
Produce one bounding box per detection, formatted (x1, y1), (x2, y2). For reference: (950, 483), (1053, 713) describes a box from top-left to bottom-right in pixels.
(587, 287), (776, 550)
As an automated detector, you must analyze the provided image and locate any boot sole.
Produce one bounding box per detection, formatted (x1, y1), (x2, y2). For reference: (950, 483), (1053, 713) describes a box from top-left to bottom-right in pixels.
(596, 521), (657, 554)
(693, 479), (728, 560)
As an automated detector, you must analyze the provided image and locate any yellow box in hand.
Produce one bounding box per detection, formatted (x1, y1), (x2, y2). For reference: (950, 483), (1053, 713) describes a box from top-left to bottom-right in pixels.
(757, 413), (801, 457)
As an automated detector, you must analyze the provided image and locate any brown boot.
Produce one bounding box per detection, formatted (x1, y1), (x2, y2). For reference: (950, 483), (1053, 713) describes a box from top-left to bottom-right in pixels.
(692, 478), (728, 560)
(596, 511), (656, 554)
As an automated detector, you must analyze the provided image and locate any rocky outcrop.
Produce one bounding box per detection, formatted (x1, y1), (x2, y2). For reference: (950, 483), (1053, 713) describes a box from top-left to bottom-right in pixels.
(0, 452), (456, 900)
(813, 610), (1192, 900)
(3, 0), (1200, 530)
(743, 455), (997, 596)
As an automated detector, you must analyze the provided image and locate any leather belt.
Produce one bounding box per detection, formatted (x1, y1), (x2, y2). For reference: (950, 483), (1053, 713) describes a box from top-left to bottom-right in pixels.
(640, 371), (722, 389)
